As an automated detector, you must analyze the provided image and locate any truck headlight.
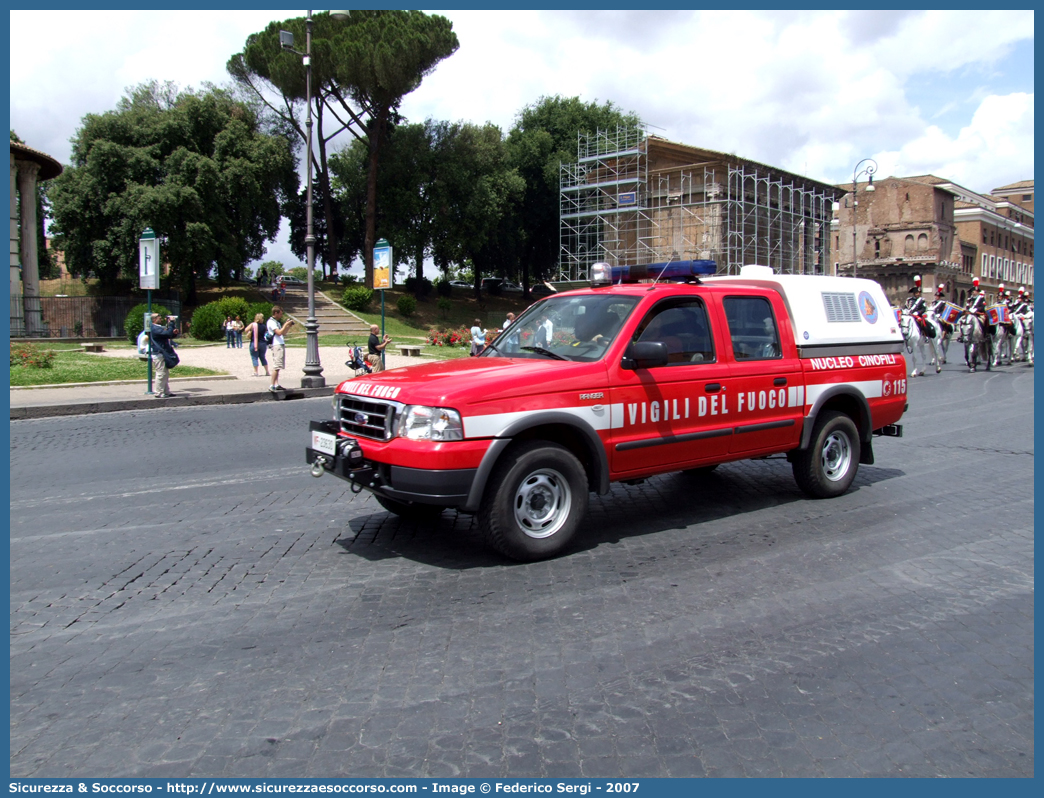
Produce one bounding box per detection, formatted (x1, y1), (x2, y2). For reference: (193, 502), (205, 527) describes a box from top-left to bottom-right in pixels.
(396, 405), (464, 441)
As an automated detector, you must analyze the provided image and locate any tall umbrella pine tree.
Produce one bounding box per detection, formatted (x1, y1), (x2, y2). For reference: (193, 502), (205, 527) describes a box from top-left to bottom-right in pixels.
(229, 10), (458, 287)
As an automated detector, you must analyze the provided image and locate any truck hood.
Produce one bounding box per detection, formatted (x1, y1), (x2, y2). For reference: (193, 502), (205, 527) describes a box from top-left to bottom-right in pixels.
(335, 356), (606, 410)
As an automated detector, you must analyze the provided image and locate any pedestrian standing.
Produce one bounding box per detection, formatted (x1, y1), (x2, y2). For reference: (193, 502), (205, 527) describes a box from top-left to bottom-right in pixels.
(149, 312), (180, 399)
(233, 316), (244, 348)
(245, 312), (270, 377)
(224, 316), (235, 348)
(266, 306), (294, 391)
(366, 324), (391, 372)
(470, 319), (487, 356)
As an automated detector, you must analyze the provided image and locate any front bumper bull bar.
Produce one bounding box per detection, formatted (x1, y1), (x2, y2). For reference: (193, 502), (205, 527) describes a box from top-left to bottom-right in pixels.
(305, 420), (476, 507)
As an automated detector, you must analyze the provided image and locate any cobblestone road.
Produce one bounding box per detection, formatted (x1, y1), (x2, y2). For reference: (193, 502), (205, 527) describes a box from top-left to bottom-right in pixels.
(9, 361), (1034, 777)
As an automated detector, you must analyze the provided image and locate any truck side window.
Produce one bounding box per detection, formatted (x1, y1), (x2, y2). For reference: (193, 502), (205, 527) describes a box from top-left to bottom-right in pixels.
(723, 296), (782, 360)
(634, 299), (714, 364)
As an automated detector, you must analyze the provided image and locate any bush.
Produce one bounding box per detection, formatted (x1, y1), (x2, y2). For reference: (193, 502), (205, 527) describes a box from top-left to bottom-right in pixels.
(124, 302), (172, 342)
(435, 278), (452, 297)
(189, 297), (253, 341)
(396, 294), (417, 317)
(342, 286), (374, 311)
(437, 297), (452, 317)
(404, 276), (433, 297)
(10, 343), (56, 368)
(426, 327), (471, 348)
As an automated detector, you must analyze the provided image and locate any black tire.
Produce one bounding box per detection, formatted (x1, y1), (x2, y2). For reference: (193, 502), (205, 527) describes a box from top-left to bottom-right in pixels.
(792, 411), (860, 499)
(374, 494), (446, 520)
(479, 441), (589, 561)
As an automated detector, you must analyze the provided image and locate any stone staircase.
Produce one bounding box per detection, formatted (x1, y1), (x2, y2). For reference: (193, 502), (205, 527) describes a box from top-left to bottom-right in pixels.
(259, 285), (371, 341)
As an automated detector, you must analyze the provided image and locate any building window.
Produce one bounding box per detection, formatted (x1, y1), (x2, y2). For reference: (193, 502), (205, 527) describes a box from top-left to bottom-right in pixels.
(874, 240), (880, 257)
(1024, 194), (1033, 201)
(905, 235), (915, 255)
(917, 233), (929, 251)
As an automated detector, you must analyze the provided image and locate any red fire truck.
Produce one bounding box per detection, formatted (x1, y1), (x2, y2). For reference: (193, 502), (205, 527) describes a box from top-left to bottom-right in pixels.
(307, 263), (906, 560)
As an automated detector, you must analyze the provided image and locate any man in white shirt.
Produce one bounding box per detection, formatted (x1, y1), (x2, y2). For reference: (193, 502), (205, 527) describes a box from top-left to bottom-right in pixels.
(266, 306), (295, 392)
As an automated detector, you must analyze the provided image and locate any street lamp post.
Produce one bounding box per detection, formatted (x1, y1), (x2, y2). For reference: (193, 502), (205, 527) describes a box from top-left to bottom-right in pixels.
(850, 158), (877, 278)
(282, 11), (324, 387)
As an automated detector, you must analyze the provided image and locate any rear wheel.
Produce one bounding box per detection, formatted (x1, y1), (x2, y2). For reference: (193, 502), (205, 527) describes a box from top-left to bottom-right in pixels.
(374, 495), (446, 520)
(792, 411), (860, 498)
(479, 442), (589, 561)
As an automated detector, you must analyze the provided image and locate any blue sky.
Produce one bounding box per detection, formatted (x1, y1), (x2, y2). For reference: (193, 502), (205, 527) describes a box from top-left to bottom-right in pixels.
(9, 9), (1034, 273)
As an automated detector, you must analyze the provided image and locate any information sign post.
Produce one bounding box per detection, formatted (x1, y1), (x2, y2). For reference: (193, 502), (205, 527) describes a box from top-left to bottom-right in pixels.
(139, 228), (160, 394)
(373, 239), (392, 369)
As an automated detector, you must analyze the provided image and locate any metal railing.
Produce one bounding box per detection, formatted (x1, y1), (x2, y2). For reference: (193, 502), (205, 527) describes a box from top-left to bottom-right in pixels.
(10, 295), (181, 339)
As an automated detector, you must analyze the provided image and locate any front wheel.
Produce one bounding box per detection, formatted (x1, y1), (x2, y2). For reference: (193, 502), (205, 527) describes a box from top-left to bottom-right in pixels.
(792, 411), (860, 499)
(374, 494), (446, 520)
(479, 442), (589, 561)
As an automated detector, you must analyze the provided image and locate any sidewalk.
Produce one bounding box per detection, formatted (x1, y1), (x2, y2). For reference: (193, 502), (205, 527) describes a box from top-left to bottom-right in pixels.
(10, 342), (433, 419)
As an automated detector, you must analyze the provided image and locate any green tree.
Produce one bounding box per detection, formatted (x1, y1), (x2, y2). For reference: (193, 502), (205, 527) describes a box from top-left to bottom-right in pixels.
(506, 96), (641, 292)
(428, 123), (524, 293)
(330, 120), (436, 290)
(49, 82), (297, 302)
(228, 10), (458, 287)
(333, 121), (523, 298)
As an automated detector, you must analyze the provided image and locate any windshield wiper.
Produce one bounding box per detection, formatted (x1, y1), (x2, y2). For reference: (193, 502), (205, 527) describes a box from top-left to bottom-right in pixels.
(520, 345), (568, 361)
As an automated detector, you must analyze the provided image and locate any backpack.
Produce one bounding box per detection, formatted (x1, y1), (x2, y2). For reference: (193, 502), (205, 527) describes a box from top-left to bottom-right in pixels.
(264, 320), (275, 344)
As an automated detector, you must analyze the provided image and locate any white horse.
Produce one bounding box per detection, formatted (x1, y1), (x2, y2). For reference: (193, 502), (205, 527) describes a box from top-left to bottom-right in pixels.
(958, 312), (991, 373)
(926, 309), (954, 365)
(1012, 310), (1034, 364)
(992, 320), (1014, 367)
(900, 310), (942, 376)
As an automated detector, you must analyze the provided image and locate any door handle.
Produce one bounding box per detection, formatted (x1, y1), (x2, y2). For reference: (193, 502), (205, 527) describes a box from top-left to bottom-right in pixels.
(774, 377), (787, 386)
(704, 383), (721, 392)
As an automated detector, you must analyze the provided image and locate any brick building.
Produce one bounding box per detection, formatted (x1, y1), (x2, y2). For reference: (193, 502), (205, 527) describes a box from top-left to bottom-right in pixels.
(559, 129), (841, 281)
(833, 175), (1033, 307)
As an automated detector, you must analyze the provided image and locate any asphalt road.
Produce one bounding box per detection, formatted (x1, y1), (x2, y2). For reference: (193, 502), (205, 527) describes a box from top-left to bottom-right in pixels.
(9, 360), (1034, 778)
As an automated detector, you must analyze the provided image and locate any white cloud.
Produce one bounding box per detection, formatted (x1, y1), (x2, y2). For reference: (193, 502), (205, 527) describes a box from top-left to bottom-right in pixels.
(9, 9), (1033, 267)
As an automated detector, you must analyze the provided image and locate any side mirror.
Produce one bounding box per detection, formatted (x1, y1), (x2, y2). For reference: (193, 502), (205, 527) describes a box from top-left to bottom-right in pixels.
(621, 341), (669, 370)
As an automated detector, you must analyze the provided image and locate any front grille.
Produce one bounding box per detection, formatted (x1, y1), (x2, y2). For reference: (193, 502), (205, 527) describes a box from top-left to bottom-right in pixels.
(337, 396), (400, 440)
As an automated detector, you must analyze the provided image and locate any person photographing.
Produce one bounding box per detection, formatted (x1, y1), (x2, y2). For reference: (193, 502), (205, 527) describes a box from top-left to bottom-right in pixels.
(266, 306), (294, 392)
(149, 312), (180, 398)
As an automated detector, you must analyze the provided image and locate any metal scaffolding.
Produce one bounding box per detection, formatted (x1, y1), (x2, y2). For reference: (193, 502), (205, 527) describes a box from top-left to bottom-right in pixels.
(559, 128), (836, 280)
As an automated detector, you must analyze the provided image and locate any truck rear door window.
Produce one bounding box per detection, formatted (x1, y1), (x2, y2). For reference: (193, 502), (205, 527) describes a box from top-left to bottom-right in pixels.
(723, 296), (782, 360)
(633, 298), (715, 364)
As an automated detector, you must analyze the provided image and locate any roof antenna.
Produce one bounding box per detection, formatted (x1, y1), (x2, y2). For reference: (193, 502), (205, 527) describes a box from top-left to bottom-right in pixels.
(650, 253), (678, 287)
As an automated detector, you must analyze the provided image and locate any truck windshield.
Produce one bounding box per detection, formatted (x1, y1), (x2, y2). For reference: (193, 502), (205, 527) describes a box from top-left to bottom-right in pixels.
(484, 294), (640, 362)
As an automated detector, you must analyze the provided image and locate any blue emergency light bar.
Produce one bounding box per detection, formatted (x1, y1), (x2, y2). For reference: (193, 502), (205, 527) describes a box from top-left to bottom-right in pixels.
(591, 260), (717, 285)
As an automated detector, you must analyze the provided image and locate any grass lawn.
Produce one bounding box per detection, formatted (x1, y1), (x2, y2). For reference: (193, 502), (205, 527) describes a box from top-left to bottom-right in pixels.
(10, 350), (222, 387)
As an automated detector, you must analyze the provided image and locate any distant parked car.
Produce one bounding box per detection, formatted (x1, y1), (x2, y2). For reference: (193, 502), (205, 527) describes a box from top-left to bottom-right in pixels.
(449, 280), (472, 289)
(280, 276), (305, 285)
(529, 283), (557, 298)
(500, 280), (523, 293)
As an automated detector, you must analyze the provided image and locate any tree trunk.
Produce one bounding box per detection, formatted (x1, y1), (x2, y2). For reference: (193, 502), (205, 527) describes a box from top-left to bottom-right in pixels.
(314, 104), (337, 280)
(363, 108), (389, 290)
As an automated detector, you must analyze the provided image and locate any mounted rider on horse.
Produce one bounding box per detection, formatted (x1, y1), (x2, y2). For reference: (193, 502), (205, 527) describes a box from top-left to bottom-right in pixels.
(904, 275), (935, 340)
(962, 276), (994, 341)
(930, 281), (954, 338)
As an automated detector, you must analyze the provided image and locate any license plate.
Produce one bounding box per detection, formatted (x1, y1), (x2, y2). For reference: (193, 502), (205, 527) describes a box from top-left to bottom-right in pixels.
(311, 430), (337, 456)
